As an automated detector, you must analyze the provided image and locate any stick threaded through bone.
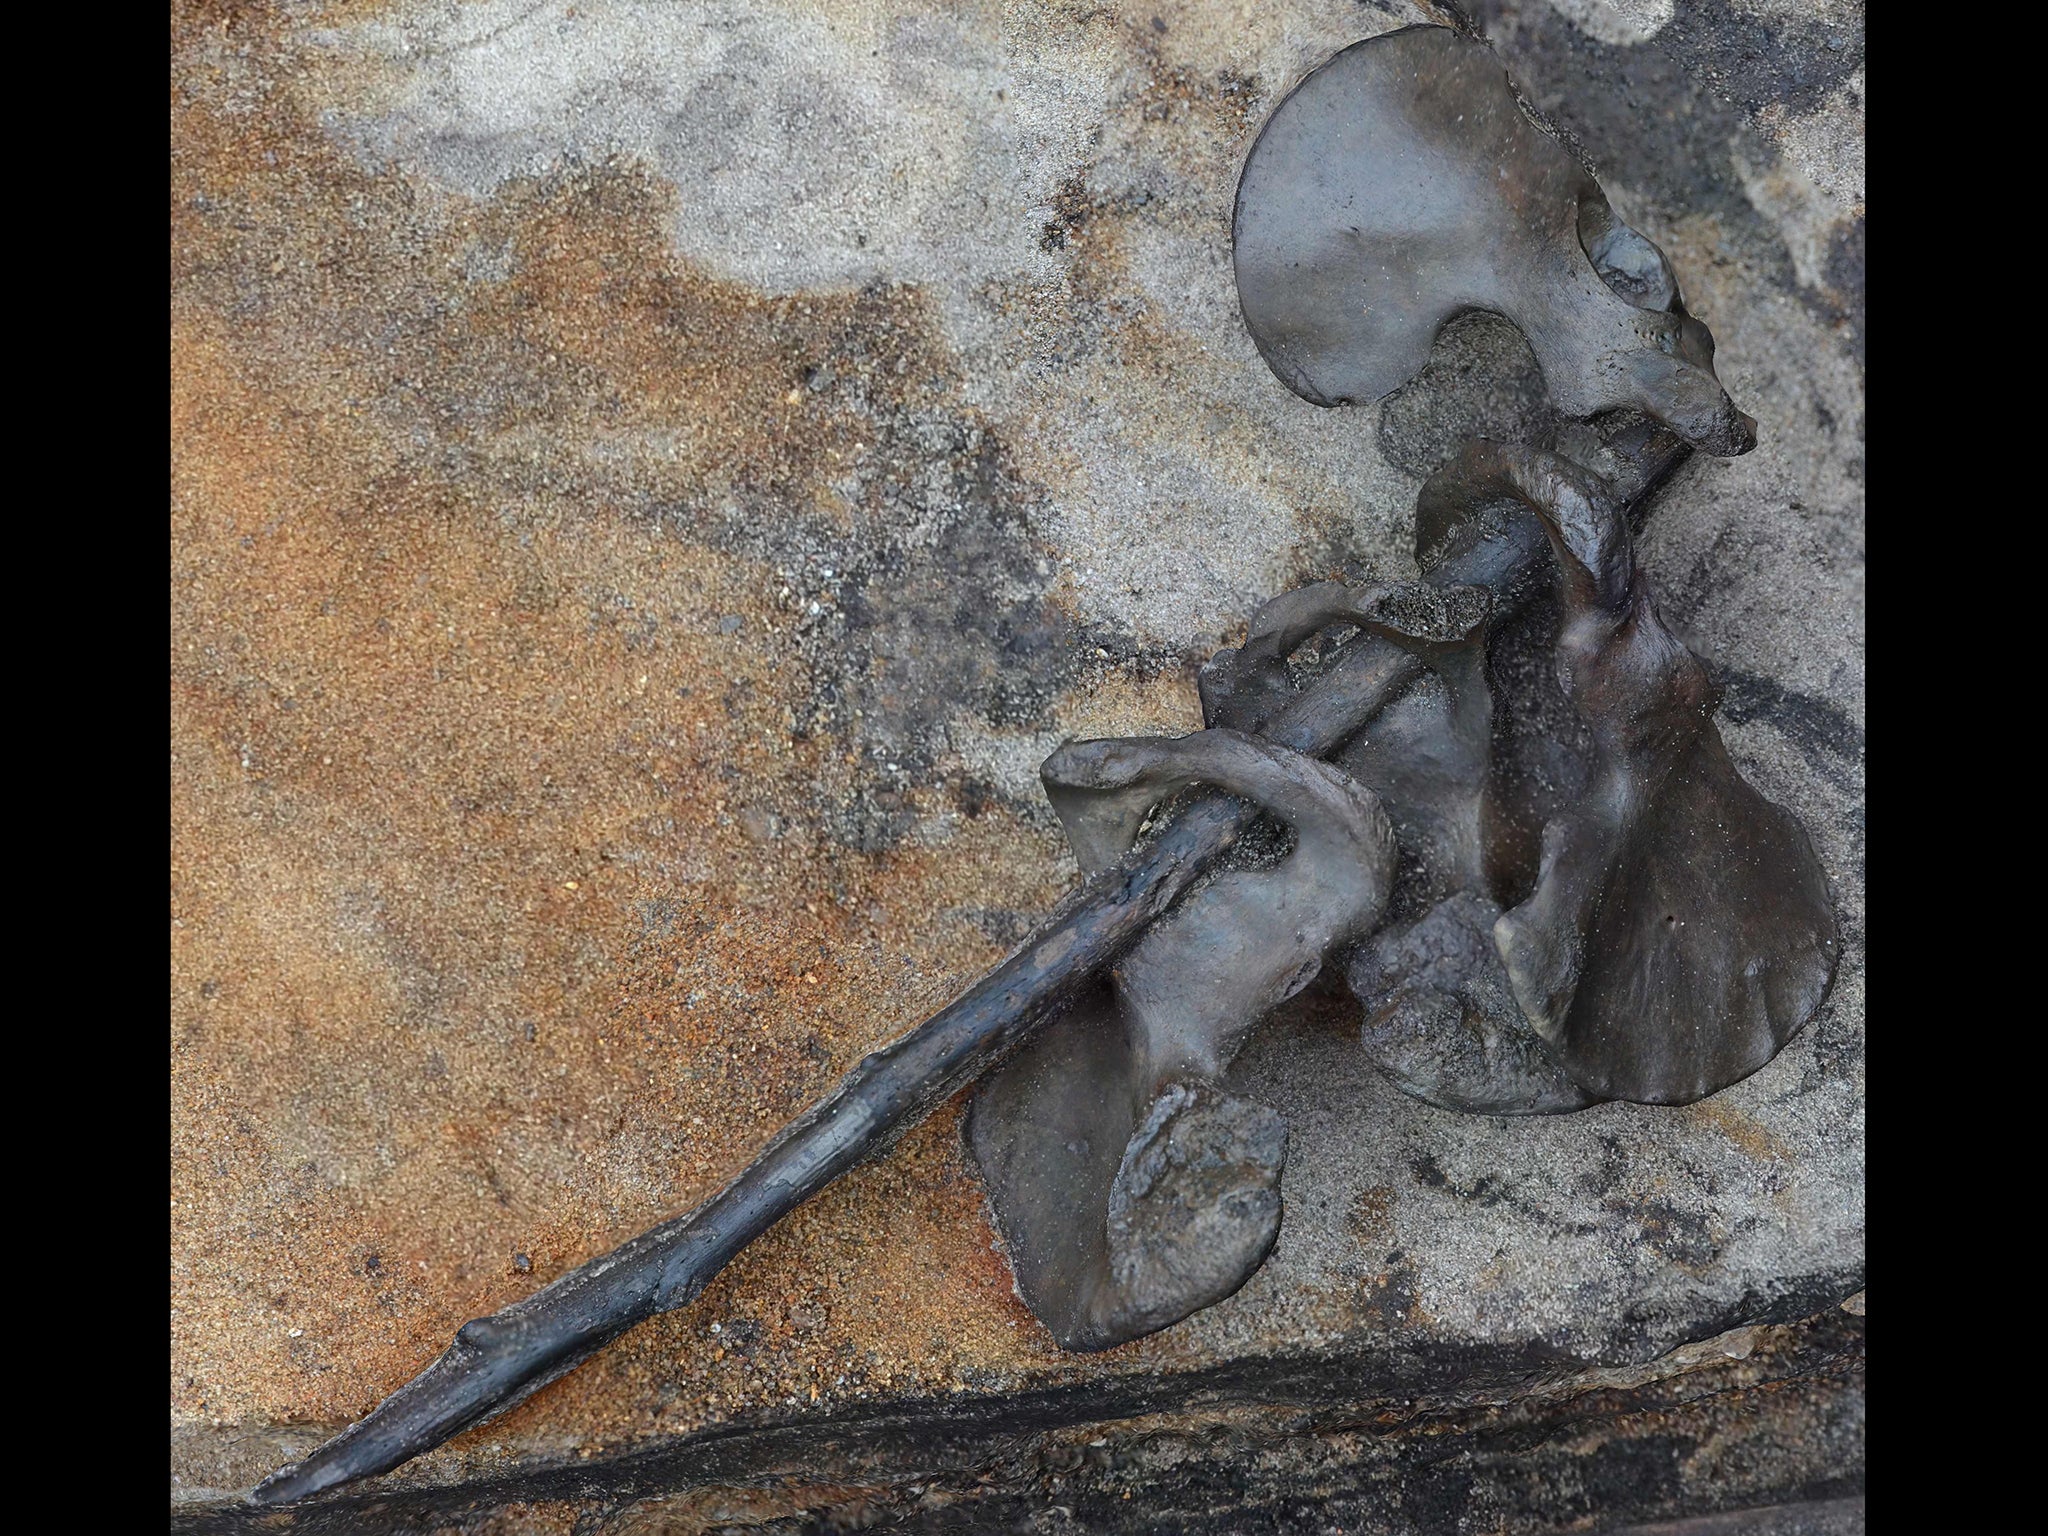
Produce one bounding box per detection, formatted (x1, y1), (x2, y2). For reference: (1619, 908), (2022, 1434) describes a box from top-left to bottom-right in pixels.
(250, 421), (1689, 1507)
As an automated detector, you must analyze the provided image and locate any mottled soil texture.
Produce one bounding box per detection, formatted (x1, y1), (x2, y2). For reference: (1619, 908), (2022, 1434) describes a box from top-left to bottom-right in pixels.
(171, 1), (1863, 1529)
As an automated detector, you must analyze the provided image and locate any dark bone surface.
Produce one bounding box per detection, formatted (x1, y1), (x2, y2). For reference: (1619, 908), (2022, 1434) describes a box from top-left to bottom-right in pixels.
(1234, 24), (1755, 456)
(968, 25), (1836, 1352)
(968, 436), (1836, 1348)
(1447, 443), (1838, 1104)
